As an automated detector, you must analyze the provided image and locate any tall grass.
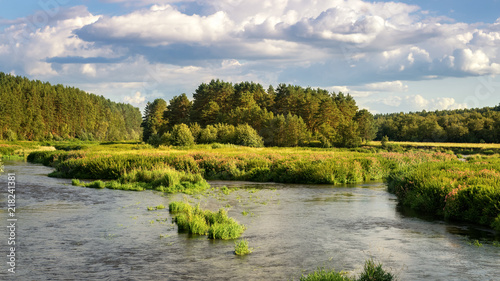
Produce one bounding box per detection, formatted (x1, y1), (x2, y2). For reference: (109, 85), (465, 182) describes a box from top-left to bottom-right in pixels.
(169, 201), (245, 239)
(387, 156), (500, 232)
(70, 165), (209, 194)
(299, 259), (394, 281)
(234, 239), (252, 256)
(28, 144), (456, 185)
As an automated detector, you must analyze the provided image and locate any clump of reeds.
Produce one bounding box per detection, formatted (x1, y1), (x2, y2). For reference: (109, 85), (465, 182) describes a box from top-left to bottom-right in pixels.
(169, 201), (245, 239)
(234, 239), (252, 256)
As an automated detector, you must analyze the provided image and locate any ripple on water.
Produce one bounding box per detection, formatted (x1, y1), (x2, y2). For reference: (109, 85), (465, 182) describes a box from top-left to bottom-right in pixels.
(0, 161), (498, 280)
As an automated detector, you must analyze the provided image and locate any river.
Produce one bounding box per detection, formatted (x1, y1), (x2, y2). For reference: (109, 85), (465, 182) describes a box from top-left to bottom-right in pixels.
(0, 160), (499, 280)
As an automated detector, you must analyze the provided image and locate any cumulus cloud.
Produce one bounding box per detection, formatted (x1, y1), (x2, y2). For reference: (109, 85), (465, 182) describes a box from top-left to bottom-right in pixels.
(124, 91), (146, 105)
(404, 94), (467, 111)
(76, 5), (233, 46)
(2, 0), (500, 112)
(452, 48), (500, 75)
(364, 81), (409, 92)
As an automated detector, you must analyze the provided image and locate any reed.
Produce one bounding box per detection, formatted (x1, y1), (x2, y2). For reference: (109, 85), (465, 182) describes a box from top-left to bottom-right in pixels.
(234, 239), (252, 256)
(169, 201), (245, 239)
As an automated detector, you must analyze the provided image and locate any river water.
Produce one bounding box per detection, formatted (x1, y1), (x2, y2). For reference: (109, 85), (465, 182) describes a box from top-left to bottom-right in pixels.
(0, 160), (499, 280)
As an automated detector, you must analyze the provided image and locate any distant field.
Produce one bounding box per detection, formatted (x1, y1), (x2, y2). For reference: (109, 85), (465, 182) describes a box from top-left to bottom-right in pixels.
(370, 141), (500, 150)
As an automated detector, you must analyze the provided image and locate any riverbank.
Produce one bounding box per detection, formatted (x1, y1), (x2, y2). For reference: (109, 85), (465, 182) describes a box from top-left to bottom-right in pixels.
(21, 142), (500, 233)
(386, 155), (500, 232)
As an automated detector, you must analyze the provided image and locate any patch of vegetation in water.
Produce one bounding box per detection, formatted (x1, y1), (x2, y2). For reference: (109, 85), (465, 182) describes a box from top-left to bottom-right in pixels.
(147, 204), (165, 211)
(169, 201), (245, 239)
(299, 259), (394, 281)
(234, 239), (252, 256)
(70, 166), (209, 194)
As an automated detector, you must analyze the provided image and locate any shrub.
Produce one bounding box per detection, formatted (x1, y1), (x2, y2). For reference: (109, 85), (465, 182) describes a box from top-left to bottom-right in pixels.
(198, 125), (218, 144)
(234, 124), (264, 147)
(381, 135), (389, 147)
(170, 124), (194, 146)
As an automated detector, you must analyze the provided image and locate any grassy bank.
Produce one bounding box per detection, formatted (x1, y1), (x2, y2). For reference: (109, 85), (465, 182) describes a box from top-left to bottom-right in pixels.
(25, 142), (500, 232)
(71, 165), (209, 194)
(27, 144), (456, 186)
(371, 141), (500, 155)
(0, 141), (55, 159)
(387, 156), (500, 232)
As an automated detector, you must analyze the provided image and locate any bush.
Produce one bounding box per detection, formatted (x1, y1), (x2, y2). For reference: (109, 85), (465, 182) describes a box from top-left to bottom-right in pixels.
(198, 125), (218, 144)
(215, 123), (236, 144)
(381, 136), (389, 147)
(234, 124), (264, 147)
(170, 124), (194, 146)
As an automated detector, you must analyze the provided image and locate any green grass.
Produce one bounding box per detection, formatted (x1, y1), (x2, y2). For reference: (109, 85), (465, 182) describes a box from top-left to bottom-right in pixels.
(69, 165), (208, 194)
(299, 259), (394, 281)
(299, 268), (352, 281)
(169, 201), (245, 239)
(387, 155), (500, 232)
(27, 144), (457, 185)
(234, 239), (252, 255)
(147, 204), (165, 211)
(357, 259), (394, 281)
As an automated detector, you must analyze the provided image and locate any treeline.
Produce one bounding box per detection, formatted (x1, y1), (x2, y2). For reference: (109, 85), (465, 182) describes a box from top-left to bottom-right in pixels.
(375, 106), (500, 143)
(142, 80), (377, 147)
(0, 72), (142, 141)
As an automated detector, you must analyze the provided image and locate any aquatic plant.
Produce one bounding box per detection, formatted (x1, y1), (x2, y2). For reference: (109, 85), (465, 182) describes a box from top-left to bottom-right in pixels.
(357, 259), (394, 281)
(299, 259), (394, 281)
(299, 268), (352, 281)
(234, 239), (252, 256)
(169, 201), (244, 240)
(147, 204), (165, 211)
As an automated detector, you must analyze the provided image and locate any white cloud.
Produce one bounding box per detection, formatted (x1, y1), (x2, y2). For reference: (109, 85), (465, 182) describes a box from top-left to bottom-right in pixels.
(404, 94), (467, 111)
(2, 0), (500, 113)
(382, 96), (402, 107)
(124, 91), (146, 105)
(406, 94), (429, 108)
(453, 48), (500, 75)
(364, 81), (408, 92)
(81, 64), (96, 77)
(77, 5), (233, 46)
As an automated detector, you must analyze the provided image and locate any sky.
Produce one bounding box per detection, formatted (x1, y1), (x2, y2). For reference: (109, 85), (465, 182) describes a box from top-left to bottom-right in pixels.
(1, 0), (500, 114)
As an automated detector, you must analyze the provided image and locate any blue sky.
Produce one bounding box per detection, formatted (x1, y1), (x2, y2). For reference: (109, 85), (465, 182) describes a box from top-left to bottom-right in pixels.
(1, 0), (500, 113)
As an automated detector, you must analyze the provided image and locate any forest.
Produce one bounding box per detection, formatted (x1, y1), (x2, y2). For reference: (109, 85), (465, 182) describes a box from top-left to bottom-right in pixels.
(141, 79), (376, 148)
(0, 72), (141, 141)
(375, 106), (500, 143)
(2, 72), (500, 146)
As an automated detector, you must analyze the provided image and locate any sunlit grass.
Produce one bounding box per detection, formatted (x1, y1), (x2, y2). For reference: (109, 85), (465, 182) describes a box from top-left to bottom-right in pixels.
(234, 239), (252, 256)
(169, 201), (245, 240)
(387, 156), (500, 232)
(28, 143), (457, 186)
